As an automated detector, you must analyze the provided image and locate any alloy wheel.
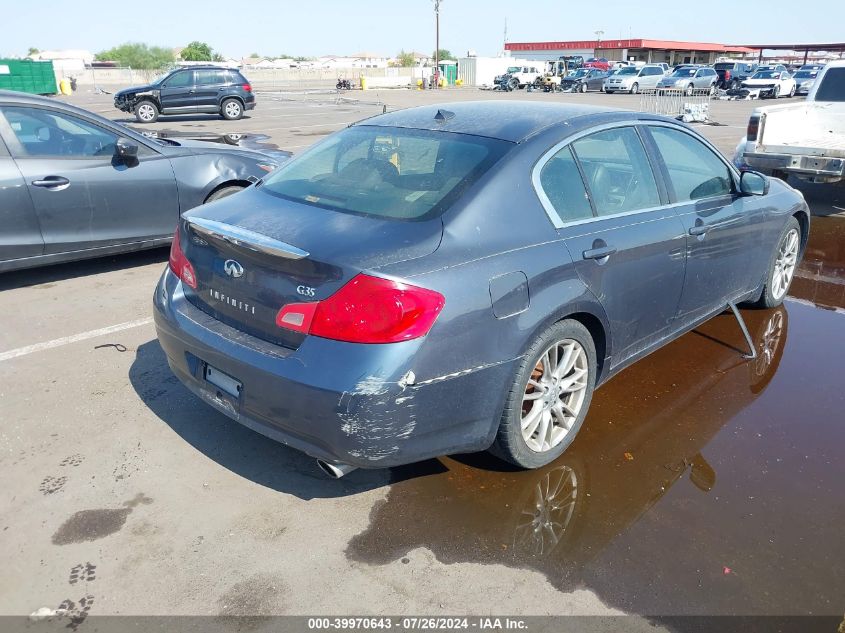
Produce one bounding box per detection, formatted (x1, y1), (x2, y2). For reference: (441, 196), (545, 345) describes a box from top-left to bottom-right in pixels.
(137, 103), (155, 122)
(521, 339), (589, 453)
(225, 102), (242, 118)
(772, 228), (799, 300)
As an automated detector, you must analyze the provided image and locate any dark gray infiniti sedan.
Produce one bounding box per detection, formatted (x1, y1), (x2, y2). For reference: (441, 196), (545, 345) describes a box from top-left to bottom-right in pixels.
(0, 91), (279, 272)
(153, 101), (809, 476)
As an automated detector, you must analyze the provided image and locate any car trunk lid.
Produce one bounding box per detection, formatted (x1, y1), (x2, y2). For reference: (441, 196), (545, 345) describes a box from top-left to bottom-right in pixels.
(180, 186), (443, 349)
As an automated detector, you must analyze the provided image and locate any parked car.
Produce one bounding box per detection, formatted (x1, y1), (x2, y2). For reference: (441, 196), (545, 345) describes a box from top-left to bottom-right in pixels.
(603, 64), (665, 93)
(741, 69), (797, 99)
(0, 91), (279, 272)
(114, 66), (256, 123)
(583, 57), (611, 71)
(561, 68), (608, 93)
(494, 65), (545, 90)
(655, 62), (670, 74)
(740, 60), (845, 183)
(792, 68), (821, 95)
(713, 61), (758, 89)
(563, 55), (585, 70)
(154, 101), (809, 477)
(657, 66), (718, 94)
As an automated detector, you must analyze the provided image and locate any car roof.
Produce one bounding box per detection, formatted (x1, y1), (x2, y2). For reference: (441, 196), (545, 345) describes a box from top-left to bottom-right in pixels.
(355, 101), (650, 143)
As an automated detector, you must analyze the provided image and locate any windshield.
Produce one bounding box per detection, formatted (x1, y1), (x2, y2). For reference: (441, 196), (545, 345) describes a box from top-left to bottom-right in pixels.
(259, 126), (511, 221)
(752, 71), (779, 79)
(150, 71), (172, 85)
(617, 67), (638, 75)
(569, 69), (589, 78)
(794, 70), (818, 79)
(671, 68), (697, 77)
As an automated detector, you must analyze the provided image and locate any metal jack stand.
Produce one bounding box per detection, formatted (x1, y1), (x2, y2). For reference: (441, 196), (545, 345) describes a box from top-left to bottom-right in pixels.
(728, 302), (757, 360)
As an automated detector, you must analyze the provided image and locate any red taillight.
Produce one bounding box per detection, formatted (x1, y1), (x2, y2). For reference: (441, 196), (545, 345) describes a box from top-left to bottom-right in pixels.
(747, 114), (760, 142)
(275, 274), (445, 344)
(724, 70), (731, 81)
(242, 83), (252, 92)
(168, 226), (197, 289)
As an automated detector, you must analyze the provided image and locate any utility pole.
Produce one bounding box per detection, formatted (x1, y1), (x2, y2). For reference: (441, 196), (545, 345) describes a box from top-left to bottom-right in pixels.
(434, 0), (441, 88)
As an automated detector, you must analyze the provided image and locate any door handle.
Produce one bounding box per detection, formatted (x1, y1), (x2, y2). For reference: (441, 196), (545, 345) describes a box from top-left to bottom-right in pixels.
(688, 224), (709, 236)
(189, 89), (196, 93)
(582, 245), (617, 260)
(31, 176), (70, 189)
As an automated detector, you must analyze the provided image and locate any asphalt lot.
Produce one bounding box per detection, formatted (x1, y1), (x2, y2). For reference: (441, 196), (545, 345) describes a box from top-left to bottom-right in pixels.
(1, 87), (844, 625)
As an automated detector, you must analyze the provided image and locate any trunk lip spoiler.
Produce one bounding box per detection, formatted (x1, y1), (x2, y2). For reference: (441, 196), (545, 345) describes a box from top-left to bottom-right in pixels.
(186, 217), (310, 260)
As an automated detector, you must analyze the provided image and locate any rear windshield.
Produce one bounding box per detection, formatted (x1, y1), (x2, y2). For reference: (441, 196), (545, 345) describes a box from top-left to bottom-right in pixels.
(815, 68), (845, 101)
(714, 63), (736, 70)
(259, 126), (511, 221)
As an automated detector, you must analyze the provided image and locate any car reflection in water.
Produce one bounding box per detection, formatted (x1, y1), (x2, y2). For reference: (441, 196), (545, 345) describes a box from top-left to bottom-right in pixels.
(346, 304), (841, 615)
(791, 215), (845, 312)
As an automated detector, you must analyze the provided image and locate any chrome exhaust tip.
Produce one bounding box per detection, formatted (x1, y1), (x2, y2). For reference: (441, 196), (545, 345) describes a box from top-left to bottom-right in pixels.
(316, 459), (357, 479)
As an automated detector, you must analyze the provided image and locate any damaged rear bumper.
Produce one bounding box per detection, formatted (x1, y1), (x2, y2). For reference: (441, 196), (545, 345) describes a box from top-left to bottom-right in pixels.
(153, 269), (514, 469)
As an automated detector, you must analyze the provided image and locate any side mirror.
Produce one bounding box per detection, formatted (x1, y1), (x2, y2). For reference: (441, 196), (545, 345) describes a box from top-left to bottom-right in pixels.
(740, 170), (769, 196)
(115, 138), (139, 159)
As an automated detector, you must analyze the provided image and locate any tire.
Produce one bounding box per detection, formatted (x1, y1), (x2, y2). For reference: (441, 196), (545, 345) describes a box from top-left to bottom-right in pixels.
(709, 83), (716, 96)
(134, 100), (159, 123)
(771, 86), (780, 99)
(205, 185), (245, 203)
(753, 217), (801, 309)
(685, 83), (694, 96)
(788, 84), (796, 97)
(630, 82), (639, 94)
(731, 79), (741, 90)
(580, 82), (587, 93)
(221, 98), (244, 121)
(490, 319), (597, 469)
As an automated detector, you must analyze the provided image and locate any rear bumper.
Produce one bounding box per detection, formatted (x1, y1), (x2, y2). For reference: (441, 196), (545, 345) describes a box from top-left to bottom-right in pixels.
(744, 151), (845, 180)
(153, 269), (512, 469)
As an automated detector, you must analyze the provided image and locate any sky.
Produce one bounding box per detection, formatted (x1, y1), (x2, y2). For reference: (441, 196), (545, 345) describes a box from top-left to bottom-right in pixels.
(3, 0), (844, 59)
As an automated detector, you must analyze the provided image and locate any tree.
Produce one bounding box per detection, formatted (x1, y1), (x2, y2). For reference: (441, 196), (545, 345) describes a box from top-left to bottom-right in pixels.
(395, 50), (416, 67)
(94, 42), (174, 70)
(180, 41), (213, 61)
(212, 53), (225, 62)
(432, 48), (453, 61)
(27, 47), (39, 57)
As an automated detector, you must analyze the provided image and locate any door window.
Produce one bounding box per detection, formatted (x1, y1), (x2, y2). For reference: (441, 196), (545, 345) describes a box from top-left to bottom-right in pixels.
(571, 127), (660, 216)
(165, 70), (193, 87)
(649, 126), (733, 201)
(0, 106), (118, 158)
(538, 145), (593, 224)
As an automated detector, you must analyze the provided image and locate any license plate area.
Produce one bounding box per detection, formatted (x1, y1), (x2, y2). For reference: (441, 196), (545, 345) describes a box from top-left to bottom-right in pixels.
(204, 363), (242, 398)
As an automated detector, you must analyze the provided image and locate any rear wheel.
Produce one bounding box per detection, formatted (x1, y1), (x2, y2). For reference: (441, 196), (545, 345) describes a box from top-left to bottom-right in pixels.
(134, 100), (159, 123)
(754, 217), (801, 308)
(221, 98), (244, 120)
(491, 320), (597, 469)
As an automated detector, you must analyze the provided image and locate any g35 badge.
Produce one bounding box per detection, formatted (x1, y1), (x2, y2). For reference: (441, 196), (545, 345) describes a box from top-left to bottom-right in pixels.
(296, 285), (316, 297)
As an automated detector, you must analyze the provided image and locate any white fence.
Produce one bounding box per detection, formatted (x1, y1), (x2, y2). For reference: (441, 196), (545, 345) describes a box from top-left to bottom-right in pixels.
(638, 88), (713, 122)
(68, 66), (431, 92)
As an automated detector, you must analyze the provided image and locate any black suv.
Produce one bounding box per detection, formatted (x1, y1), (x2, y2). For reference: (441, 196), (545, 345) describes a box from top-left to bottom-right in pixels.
(713, 61), (757, 89)
(114, 66), (256, 123)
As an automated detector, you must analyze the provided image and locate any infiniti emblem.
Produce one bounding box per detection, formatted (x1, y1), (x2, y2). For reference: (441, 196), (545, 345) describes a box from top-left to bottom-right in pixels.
(224, 259), (244, 278)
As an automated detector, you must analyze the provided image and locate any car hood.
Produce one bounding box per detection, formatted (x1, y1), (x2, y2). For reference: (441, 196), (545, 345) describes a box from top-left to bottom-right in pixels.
(157, 138), (274, 163)
(115, 84), (158, 97)
(742, 79), (778, 87)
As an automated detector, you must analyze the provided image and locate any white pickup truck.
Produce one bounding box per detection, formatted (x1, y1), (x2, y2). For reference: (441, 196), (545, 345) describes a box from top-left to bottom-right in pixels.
(741, 60), (845, 183)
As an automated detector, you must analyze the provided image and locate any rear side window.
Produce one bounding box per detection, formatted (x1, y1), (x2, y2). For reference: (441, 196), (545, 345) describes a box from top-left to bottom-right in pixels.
(196, 70), (228, 85)
(260, 126), (510, 221)
(571, 127), (660, 216)
(538, 146), (593, 224)
(649, 126), (733, 201)
(815, 68), (845, 101)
